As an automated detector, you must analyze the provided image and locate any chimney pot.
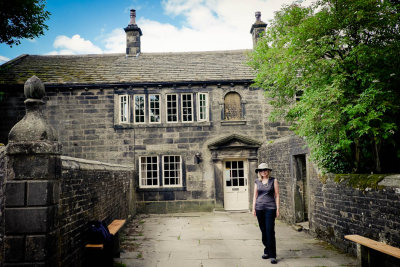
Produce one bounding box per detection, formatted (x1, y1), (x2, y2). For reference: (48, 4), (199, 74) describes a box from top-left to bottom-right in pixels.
(124, 9), (142, 56)
(255, 11), (261, 22)
(129, 9), (136, 25)
(250, 11), (267, 48)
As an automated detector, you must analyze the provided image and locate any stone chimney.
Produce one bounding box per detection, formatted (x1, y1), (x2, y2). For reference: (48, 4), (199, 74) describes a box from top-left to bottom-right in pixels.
(250, 11), (267, 48)
(124, 9), (142, 56)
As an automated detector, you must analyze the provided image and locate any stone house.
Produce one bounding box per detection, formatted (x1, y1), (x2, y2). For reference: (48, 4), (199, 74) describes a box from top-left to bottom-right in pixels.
(1, 10), (400, 263)
(0, 10), (292, 213)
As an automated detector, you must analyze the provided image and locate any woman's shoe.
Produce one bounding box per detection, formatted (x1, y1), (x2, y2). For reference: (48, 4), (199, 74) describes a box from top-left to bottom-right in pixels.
(270, 258), (277, 264)
(261, 254), (269, 259)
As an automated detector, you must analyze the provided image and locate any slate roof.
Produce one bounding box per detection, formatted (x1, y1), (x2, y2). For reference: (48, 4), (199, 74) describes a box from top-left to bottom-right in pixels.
(0, 50), (255, 86)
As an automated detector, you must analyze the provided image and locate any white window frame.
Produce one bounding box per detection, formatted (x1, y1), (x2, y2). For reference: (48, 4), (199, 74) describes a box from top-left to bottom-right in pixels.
(139, 156), (159, 188)
(166, 94), (178, 123)
(181, 93), (193, 123)
(162, 155), (182, 187)
(149, 94), (161, 124)
(134, 94), (146, 124)
(119, 94), (129, 124)
(197, 93), (209, 122)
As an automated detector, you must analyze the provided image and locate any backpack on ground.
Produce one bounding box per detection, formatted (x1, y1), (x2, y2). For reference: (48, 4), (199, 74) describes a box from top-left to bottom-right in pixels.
(87, 220), (113, 245)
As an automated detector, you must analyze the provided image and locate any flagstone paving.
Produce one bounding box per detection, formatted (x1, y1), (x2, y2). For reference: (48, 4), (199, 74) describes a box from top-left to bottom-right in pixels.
(115, 212), (357, 267)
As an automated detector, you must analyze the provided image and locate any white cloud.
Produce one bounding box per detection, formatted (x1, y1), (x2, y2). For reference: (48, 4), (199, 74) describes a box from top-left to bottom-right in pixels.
(0, 55), (10, 64)
(46, 0), (315, 55)
(49, 34), (103, 55)
(138, 0), (315, 52)
(102, 29), (125, 53)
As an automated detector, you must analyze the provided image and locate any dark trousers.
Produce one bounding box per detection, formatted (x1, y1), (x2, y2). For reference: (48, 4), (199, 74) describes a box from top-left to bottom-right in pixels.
(256, 209), (277, 258)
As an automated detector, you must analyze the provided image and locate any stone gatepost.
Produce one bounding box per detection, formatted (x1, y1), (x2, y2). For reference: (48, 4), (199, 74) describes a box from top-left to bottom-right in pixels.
(5, 76), (61, 266)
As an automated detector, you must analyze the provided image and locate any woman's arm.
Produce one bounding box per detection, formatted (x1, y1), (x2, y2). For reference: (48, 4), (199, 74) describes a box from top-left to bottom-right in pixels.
(252, 183), (258, 216)
(274, 179), (280, 218)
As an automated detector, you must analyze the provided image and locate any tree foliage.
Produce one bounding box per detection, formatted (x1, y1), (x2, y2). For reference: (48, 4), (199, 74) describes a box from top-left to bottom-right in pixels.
(249, 0), (400, 173)
(0, 0), (50, 46)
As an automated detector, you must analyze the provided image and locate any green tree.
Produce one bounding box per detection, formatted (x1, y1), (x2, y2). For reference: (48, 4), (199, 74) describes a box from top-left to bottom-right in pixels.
(249, 0), (400, 173)
(0, 0), (50, 46)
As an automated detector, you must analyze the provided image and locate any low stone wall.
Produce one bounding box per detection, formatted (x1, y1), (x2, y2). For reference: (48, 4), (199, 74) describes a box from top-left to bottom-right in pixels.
(59, 156), (135, 266)
(311, 174), (400, 254)
(0, 146), (6, 267)
(259, 135), (400, 256)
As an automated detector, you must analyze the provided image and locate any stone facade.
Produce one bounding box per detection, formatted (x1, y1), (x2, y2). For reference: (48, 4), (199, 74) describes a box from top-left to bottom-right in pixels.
(0, 80), (292, 213)
(40, 82), (291, 212)
(259, 135), (400, 258)
(59, 156), (134, 266)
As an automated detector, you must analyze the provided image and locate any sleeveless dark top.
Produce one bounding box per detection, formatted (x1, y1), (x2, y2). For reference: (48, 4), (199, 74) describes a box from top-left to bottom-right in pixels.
(255, 177), (277, 210)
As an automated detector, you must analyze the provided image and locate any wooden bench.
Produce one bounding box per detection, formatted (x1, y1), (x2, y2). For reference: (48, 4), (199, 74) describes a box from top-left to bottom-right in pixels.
(345, 234), (400, 267)
(85, 219), (126, 250)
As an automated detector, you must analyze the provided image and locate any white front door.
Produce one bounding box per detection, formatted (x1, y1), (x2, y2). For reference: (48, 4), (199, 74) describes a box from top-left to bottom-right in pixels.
(223, 160), (249, 210)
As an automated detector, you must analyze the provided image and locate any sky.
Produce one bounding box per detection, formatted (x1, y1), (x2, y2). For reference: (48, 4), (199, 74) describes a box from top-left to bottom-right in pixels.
(0, 0), (314, 65)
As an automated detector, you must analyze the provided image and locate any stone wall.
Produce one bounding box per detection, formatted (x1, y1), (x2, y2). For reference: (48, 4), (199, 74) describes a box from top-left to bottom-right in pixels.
(310, 174), (400, 254)
(259, 135), (400, 256)
(0, 146), (5, 267)
(58, 156), (134, 266)
(1, 76), (136, 266)
(2, 151), (135, 266)
(258, 134), (308, 222)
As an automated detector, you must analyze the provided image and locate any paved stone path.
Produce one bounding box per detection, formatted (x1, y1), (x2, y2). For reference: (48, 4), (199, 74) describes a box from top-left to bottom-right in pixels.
(115, 212), (357, 267)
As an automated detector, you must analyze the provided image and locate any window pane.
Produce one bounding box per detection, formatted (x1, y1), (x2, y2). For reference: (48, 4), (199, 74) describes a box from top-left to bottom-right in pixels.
(163, 155), (181, 186)
(182, 94), (193, 122)
(140, 156), (158, 187)
(120, 95), (129, 123)
(198, 93), (208, 121)
(135, 95), (145, 123)
(233, 178), (238, 186)
(149, 94), (160, 123)
(167, 94), (178, 122)
(225, 160), (245, 188)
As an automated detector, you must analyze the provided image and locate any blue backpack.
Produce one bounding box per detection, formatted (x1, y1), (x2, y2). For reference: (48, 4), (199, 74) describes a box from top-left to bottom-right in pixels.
(87, 220), (112, 245)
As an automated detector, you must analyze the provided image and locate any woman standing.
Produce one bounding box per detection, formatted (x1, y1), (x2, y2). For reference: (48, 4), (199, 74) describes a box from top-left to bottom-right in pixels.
(252, 163), (280, 264)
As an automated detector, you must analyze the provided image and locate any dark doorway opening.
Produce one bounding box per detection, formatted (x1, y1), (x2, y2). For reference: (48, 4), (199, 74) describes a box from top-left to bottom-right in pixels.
(294, 154), (308, 223)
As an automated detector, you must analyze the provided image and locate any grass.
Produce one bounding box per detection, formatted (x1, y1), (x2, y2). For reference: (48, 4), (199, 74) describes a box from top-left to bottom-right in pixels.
(310, 255), (327, 258)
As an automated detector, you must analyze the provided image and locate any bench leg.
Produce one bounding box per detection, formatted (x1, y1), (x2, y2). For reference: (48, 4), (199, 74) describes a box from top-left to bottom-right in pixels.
(357, 244), (400, 267)
(113, 232), (121, 258)
(357, 243), (369, 267)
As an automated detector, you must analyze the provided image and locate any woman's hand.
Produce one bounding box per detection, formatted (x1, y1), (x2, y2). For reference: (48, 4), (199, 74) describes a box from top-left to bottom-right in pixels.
(276, 209), (280, 218)
(252, 209), (256, 217)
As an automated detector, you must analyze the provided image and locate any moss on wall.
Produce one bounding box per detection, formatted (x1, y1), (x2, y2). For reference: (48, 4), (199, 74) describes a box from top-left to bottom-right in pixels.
(334, 174), (386, 190)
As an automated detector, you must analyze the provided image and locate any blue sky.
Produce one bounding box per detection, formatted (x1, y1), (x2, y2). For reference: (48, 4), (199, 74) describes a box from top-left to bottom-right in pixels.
(0, 0), (313, 64)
